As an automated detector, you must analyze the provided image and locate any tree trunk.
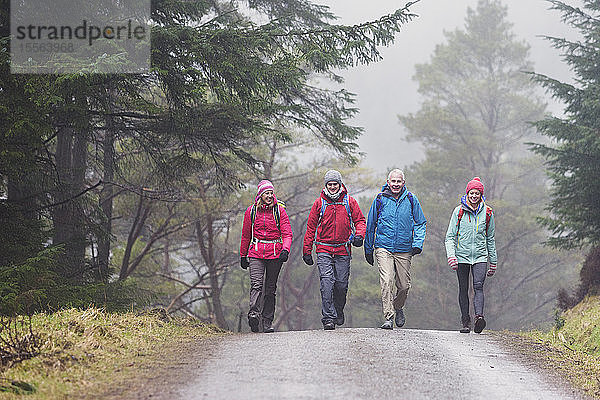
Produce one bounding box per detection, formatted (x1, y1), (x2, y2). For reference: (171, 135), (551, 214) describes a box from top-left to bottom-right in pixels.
(196, 219), (229, 330)
(53, 125), (77, 279)
(53, 93), (89, 283)
(70, 120), (88, 279)
(53, 125), (73, 246)
(161, 237), (171, 274)
(119, 193), (150, 280)
(97, 115), (115, 281)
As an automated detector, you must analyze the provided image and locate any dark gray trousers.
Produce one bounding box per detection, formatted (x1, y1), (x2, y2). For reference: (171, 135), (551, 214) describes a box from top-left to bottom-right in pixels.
(248, 258), (283, 325)
(317, 253), (351, 324)
(456, 262), (487, 321)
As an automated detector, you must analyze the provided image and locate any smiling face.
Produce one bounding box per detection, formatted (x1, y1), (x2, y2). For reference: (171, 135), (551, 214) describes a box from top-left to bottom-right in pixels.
(260, 190), (274, 206)
(467, 189), (482, 207)
(326, 181), (340, 194)
(387, 172), (405, 195)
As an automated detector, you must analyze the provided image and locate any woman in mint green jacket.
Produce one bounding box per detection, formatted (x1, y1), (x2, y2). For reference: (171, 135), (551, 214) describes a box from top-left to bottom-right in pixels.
(445, 177), (497, 334)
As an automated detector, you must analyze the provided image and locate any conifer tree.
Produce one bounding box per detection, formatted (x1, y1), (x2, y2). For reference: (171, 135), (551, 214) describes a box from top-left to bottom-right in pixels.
(530, 0), (600, 249)
(530, 0), (600, 308)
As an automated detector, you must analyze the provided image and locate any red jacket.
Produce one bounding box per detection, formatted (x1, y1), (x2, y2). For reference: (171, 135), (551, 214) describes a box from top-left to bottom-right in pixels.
(303, 186), (366, 256)
(240, 198), (293, 259)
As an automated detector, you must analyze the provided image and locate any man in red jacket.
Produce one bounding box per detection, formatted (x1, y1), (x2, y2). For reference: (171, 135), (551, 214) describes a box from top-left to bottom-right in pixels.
(303, 170), (366, 330)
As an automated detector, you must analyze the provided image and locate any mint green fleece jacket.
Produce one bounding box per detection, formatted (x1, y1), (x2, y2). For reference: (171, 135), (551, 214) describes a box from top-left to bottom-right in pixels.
(445, 200), (497, 265)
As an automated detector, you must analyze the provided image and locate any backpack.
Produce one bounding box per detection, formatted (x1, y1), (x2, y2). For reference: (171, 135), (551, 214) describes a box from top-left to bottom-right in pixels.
(316, 194), (355, 245)
(457, 204), (493, 235)
(375, 191), (414, 225)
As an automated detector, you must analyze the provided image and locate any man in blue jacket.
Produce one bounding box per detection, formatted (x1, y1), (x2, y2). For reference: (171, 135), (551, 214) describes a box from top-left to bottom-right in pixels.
(364, 169), (427, 329)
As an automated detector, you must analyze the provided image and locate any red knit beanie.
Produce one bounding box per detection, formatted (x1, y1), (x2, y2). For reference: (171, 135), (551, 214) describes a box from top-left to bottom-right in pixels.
(466, 177), (484, 195)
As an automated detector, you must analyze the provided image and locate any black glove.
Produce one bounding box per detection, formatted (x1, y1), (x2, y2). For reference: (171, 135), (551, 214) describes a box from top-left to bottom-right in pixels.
(240, 257), (249, 270)
(303, 254), (314, 265)
(365, 253), (374, 266)
(352, 236), (363, 247)
(411, 247), (422, 256)
(278, 249), (289, 262)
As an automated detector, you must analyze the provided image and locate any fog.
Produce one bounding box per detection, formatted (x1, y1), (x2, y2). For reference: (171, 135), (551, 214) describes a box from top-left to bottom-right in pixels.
(316, 0), (581, 174)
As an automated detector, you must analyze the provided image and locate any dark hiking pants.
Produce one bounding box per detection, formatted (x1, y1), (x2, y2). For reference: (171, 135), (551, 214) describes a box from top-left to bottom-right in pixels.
(248, 258), (283, 326)
(317, 253), (351, 325)
(456, 262), (487, 322)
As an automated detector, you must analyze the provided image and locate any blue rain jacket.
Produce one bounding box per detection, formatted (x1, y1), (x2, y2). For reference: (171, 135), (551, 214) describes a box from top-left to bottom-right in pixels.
(364, 184), (427, 255)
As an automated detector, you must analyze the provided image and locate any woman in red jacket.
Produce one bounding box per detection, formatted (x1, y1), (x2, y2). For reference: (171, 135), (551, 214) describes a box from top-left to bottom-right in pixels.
(303, 170), (366, 330)
(240, 180), (293, 333)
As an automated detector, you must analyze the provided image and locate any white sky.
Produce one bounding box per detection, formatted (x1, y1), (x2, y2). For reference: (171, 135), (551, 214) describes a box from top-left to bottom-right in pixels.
(315, 0), (581, 173)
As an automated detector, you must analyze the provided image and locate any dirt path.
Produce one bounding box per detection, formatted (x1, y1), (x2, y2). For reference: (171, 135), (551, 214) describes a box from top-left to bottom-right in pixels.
(116, 328), (589, 400)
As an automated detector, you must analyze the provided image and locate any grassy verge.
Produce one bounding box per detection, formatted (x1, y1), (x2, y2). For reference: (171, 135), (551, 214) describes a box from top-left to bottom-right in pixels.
(519, 295), (600, 398)
(0, 308), (226, 399)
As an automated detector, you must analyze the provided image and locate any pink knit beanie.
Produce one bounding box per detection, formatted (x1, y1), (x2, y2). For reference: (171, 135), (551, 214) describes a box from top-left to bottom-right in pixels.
(466, 177), (484, 195)
(256, 180), (275, 202)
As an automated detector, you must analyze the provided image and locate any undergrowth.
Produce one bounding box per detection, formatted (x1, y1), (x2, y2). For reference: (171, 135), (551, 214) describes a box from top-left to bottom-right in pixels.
(523, 295), (600, 398)
(0, 308), (225, 399)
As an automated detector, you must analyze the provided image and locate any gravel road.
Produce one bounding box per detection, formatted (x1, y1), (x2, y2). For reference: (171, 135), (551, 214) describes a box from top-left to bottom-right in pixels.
(178, 328), (585, 400)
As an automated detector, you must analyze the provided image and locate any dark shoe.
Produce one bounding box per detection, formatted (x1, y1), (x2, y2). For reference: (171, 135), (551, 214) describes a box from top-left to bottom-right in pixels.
(263, 321), (274, 333)
(248, 315), (259, 333)
(474, 315), (486, 334)
(460, 316), (471, 333)
(380, 319), (393, 330)
(395, 308), (405, 328)
(334, 311), (345, 326)
(323, 322), (335, 330)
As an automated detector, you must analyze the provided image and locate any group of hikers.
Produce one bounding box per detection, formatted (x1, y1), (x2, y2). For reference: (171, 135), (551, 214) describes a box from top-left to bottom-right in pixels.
(239, 169), (497, 334)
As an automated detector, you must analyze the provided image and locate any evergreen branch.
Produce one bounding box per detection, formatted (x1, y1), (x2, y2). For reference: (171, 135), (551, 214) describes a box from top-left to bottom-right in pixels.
(3, 181), (103, 212)
(252, 2), (420, 38)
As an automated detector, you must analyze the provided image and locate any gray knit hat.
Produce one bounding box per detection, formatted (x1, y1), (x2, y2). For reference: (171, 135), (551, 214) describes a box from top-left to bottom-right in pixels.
(324, 170), (343, 186)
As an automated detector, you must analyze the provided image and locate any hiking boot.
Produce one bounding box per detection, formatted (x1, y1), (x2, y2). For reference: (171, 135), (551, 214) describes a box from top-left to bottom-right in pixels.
(263, 321), (274, 333)
(460, 316), (471, 333)
(323, 322), (335, 330)
(380, 319), (393, 330)
(395, 308), (406, 328)
(334, 310), (345, 326)
(474, 315), (486, 334)
(248, 315), (260, 333)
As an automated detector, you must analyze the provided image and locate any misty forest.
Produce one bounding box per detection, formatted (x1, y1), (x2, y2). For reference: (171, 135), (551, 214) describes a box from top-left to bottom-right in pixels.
(1, 0), (600, 335)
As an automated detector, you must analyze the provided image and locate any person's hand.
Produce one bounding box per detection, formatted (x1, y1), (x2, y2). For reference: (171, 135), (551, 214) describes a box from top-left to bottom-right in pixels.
(278, 249), (289, 262)
(411, 247), (422, 256)
(365, 253), (374, 266)
(487, 264), (496, 277)
(302, 254), (314, 265)
(447, 257), (458, 271)
(352, 236), (364, 247)
(240, 257), (249, 270)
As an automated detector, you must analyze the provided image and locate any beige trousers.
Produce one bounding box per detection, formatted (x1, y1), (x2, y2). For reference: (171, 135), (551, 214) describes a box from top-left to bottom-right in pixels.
(375, 248), (412, 320)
